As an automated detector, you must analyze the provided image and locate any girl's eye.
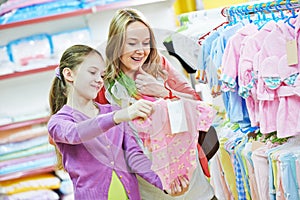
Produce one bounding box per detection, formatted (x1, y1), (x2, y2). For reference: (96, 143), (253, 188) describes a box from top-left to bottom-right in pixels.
(128, 43), (136, 46)
(143, 42), (150, 46)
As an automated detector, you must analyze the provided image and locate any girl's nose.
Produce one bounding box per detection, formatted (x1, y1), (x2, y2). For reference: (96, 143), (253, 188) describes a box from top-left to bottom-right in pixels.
(95, 73), (103, 83)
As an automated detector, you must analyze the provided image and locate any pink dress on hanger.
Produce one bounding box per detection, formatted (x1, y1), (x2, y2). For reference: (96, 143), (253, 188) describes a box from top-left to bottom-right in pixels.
(132, 98), (215, 190)
(238, 21), (276, 127)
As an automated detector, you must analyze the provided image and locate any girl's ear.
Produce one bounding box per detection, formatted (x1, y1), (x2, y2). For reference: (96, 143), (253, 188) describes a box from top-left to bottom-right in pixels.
(63, 68), (75, 82)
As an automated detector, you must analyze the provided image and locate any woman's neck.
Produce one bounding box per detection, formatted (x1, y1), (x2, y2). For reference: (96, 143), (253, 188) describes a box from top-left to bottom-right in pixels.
(123, 71), (136, 80)
(120, 66), (137, 80)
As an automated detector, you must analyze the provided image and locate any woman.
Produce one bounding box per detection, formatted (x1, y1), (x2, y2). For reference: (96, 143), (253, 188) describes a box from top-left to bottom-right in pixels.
(103, 8), (216, 200)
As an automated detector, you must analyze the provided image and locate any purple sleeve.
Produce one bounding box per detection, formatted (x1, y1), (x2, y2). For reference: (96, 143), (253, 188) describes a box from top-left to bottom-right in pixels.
(48, 112), (116, 144)
(123, 123), (163, 190)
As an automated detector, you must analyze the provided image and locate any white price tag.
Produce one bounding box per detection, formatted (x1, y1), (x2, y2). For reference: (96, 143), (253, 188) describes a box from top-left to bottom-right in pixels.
(286, 39), (298, 65)
(167, 100), (188, 134)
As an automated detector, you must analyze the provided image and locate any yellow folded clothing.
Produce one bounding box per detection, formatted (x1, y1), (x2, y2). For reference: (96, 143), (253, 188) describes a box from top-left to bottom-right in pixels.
(0, 173), (60, 195)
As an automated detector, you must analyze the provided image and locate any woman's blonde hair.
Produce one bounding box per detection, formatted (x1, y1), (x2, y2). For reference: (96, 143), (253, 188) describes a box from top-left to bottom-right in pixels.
(104, 8), (165, 82)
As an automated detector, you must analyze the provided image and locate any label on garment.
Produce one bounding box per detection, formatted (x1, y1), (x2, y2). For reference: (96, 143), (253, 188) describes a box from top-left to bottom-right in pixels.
(286, 39), (298, 65)
(167, 99), (188, 134)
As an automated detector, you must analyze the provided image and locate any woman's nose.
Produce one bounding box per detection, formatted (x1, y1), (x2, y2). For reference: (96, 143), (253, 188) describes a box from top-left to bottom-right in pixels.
(135, 43), (144, 53)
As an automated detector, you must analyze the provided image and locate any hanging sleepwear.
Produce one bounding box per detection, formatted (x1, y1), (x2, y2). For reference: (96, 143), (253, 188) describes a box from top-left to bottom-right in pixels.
(279, 153), (300, 200)
(255, 22), (284, 134)
(252, 142), (278, 200)
(238, 20), (276, 127)
(276, 55), (300, 138)
(275, 14), (300, 138)
(243, 142), (259, 200)
(220, 24), (257, 128)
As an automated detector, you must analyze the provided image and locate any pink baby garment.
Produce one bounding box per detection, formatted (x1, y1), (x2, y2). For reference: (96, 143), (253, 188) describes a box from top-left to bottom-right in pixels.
(132, 98), (215, 190)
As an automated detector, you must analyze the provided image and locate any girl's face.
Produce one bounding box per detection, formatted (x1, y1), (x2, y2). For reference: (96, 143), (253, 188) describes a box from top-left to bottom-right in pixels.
(72, 52), (105, 100)
(120, 21), (151, 76)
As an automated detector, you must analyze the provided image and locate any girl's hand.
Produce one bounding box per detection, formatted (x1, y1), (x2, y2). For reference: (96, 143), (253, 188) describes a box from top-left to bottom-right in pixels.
(127, 99), (154, 120)
(166, 175), (189, 197)
(113, 99), (154, 124)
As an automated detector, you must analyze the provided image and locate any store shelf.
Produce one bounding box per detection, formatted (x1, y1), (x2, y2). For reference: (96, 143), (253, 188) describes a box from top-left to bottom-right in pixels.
(92, 0), (167, 12)
(0, 65), (57, 80)
(0, 117), (49, 131)
(0, 0), (166, 30)
(0, 9), (91, 30)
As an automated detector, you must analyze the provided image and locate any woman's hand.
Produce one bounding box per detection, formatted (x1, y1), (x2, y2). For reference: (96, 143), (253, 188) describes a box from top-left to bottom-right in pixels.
(135, 67), (168, 98)
(166, 175), (189, 197)
(113, 99), (154, 124)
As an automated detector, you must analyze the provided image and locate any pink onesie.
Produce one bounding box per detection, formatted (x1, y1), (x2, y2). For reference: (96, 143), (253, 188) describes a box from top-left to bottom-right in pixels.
(132, 99), (215, 190)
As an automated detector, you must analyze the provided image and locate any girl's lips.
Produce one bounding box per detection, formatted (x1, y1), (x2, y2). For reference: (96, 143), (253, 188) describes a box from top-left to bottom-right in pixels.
(92, 84), (101, 91)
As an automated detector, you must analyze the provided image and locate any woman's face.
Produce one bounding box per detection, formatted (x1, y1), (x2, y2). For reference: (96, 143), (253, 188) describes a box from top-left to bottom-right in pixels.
(120, 21), (151, 76)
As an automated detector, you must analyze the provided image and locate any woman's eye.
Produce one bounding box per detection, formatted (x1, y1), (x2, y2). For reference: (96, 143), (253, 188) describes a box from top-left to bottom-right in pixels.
(128, 43), (136, 46)
(143, 42), (150, 46)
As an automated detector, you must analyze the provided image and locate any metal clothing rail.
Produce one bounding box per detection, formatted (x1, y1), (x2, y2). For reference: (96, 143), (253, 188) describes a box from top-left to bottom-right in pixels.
(178, 7), (227, 25)
(225, 0), (300, 23)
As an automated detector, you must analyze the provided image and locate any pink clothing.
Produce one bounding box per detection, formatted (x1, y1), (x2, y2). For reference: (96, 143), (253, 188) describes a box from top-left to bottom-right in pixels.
(272, 150), (286, 200)
(275, 15), (300, 138)
(220, 23), (258, 90)
(161, 55), (201, 100)
(212, 153), (233, 200)
(251, 143), (274, 200)
(257, 55), (280, 133)
(238, 21), (276, 127)
(245, 153), (259, 200)
(132, 98), (215, 190)
(256, 20), (295, 134)
(276, 56), (300, 138)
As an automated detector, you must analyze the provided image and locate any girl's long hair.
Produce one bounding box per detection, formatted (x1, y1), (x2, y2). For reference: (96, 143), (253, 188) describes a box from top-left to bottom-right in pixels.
(48, 44), (102, 170)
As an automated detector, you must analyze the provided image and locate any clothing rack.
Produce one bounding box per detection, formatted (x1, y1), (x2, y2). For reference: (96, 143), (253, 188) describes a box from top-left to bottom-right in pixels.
(225, 0), (300, 23)
(178, 7), (227, 26)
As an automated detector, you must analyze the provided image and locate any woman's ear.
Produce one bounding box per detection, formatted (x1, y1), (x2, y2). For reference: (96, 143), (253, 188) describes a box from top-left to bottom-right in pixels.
(62, 68), (74, 82)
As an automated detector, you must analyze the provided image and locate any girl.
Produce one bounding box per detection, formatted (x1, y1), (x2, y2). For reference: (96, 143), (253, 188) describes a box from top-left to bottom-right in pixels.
(47, 44), (181, 199)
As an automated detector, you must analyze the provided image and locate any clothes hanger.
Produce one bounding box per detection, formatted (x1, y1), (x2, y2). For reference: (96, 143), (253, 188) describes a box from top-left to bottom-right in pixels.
(265, 2), (277, 21)
(198, 7), (229, 45)
(284, 0), (297, 29)
(251, 4), (263, 26)
(225, 7), (237, 27)
(242, 5), (253, 23)
(256, 2), (276, 29)
(274, 0), (288, 21)
(163, 80), (179, 100)
(198, 21), (228, 45)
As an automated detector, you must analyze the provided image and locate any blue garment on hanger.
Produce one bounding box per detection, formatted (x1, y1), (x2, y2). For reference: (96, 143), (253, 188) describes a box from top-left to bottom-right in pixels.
(279, 153), (300, 200)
